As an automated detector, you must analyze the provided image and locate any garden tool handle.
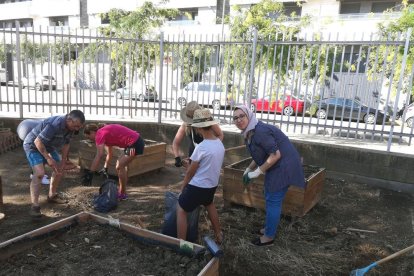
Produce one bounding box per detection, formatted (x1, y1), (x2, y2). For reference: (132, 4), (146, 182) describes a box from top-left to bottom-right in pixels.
(377, 243), (414, 265)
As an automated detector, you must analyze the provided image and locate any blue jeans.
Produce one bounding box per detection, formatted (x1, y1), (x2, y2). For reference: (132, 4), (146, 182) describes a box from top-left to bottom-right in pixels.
(264, 186), (289, 238)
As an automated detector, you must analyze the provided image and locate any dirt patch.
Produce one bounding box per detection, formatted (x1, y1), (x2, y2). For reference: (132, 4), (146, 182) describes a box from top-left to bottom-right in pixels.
(2, 222), (209, 276)
(0, 148), (414, 275)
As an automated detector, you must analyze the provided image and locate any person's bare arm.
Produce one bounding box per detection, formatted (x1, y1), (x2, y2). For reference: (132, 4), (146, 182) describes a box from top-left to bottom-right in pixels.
(212, 124), (224, 141)
(173, 124), (186, 158)
(90, 144), (105, 172)
(258, 151), (281, 172)
(59, 143), (70, 171)
(34, 137), (57, 172)
(104, 146), (112, 168)
(181, 160), (199, 192)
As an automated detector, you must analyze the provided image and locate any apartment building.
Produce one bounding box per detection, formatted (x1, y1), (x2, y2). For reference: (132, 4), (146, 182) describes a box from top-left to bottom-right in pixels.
(0, 0), (406, 37)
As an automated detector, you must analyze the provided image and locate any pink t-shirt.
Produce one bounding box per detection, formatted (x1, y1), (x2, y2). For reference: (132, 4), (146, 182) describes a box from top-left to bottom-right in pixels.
(95, 124), (139, 148)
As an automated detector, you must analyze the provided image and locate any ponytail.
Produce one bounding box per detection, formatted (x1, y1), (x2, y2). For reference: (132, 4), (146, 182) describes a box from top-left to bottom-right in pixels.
(84, 123), (106, 135)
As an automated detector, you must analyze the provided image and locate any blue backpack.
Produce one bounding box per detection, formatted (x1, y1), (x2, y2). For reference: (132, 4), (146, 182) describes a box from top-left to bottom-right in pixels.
(93, 179), (118, 213)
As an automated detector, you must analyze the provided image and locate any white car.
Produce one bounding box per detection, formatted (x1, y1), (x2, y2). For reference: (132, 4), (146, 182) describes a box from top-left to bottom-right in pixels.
(0, 68), (6, 84)
(177, 82), (232, 110)
(403, 103), (414, 128)
(27, 75), (57, 91)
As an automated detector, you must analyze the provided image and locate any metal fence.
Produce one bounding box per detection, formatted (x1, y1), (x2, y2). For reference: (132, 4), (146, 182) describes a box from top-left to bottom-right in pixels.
(0, 25), (413, 151)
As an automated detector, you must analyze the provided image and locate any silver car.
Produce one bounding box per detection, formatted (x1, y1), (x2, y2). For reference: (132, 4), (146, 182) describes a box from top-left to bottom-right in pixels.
(114, 86), (158, 101)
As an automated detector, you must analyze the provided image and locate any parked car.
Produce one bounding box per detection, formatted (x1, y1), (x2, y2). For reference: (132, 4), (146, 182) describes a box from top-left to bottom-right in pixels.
(403, 103), (414, 128)
(0, 68), (6, 84)
(312, 97), (389, 124)
(177, 82), (232, 110)
(114, 86), (158, 101)
(27, 75), (57, 91)
(250, 94), (305, 115)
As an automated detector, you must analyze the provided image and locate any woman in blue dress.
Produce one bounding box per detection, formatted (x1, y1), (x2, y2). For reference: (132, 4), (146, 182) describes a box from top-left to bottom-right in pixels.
(233, 104), (305, 246)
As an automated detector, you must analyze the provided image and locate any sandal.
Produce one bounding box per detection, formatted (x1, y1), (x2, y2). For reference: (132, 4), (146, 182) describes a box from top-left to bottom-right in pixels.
(251, 237), (274, 247)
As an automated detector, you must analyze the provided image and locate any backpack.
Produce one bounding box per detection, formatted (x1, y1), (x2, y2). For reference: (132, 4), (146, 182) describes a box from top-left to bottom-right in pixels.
(161, 191), (200, 242)
(93, 179), (118, 213)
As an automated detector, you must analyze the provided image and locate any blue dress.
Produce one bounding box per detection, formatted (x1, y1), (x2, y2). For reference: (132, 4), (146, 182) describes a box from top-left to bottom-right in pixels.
(246, 121), (305, 193)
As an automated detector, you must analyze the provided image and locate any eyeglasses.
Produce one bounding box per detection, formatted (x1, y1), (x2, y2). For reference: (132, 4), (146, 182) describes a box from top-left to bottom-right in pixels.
(232, 114), (246, 122)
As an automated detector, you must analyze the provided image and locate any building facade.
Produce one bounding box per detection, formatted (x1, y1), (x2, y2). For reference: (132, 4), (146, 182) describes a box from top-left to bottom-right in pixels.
(0, 0), (407, 37)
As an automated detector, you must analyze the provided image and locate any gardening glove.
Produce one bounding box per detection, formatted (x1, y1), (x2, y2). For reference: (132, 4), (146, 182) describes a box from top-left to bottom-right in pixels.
(174, 156), (183, 167)
(243, 167), (251, 176)
(247, 167), (264, 180)
(242, 173), (251, 186)
(98, 167), (109, 179)
(81, 170), (93, 186)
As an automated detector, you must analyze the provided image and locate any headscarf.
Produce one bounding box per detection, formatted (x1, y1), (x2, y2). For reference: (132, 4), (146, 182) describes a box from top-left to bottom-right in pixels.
(234, 104), (258, 139)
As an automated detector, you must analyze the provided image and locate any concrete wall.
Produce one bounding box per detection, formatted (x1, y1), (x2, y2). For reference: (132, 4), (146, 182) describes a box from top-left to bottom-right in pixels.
(3, 118), (413, 193)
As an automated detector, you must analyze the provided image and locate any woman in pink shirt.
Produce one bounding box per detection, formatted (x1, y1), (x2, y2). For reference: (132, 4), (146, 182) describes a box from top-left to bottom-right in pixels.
(83, 124), (145, 200)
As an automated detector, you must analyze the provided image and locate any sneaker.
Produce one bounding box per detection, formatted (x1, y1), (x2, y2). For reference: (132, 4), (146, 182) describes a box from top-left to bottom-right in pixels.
(30, 174), (50, 185)
(29, 205), (42, 218)
(117, 193), (128, 201)
(47, 193), (67, 204)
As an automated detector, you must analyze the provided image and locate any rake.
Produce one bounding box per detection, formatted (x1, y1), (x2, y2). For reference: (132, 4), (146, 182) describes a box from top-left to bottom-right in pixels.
(350, 243), (414, 276)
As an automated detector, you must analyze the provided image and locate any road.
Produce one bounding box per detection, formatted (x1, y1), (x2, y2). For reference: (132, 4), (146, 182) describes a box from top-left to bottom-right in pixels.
(0, 85), (413, 141)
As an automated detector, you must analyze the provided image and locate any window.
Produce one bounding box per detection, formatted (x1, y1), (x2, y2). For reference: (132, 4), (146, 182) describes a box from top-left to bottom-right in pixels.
(371, 2), (395, 13)
(175, 8), (198, 21)
(340, 2), (361, 14)
(101, 13), (110, 24)
(0, 19), (32, 28)
(49, 16), (68, 27)
(283, 2), (302, 16)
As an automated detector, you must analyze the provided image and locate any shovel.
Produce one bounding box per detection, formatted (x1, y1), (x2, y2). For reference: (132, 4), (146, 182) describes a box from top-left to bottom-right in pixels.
(350, 243), (414, 276)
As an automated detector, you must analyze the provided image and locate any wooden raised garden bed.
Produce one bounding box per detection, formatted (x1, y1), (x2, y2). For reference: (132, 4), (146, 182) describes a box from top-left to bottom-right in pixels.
(78, 139), (166, 177)
(222, 158), (326, 217)
(0, 212), (219, 275)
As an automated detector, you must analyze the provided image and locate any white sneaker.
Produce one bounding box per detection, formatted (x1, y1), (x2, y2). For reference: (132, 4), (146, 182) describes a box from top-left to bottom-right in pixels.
(30, 174), (50, 185)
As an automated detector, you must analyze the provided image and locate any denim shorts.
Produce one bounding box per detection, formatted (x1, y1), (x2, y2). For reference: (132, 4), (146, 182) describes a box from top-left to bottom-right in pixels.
(26, 150), (61, 167)
(178, 184), (217, 212)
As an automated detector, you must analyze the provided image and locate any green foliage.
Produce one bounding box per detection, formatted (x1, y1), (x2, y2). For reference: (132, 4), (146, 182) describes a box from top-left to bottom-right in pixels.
(224, 0), (311, 99)
(372, 2), (414, 98)
(93, 2), (178, 89)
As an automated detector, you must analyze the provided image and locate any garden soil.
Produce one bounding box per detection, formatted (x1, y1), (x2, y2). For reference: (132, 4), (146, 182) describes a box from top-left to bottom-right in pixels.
(0, 147), (413, 275)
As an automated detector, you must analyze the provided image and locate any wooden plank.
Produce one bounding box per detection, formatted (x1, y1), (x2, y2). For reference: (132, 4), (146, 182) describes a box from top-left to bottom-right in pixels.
(0, 212), (84, 249)
(0, 211), (217, 274)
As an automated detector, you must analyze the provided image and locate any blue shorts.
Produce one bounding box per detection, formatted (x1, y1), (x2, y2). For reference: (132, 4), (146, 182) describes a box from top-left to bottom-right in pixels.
(26, 150), (61, 167)
(178, 184), (217, 212)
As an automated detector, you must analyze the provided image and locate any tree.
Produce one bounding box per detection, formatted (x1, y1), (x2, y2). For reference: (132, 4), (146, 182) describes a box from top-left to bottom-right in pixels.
(369, 0), (414, 101)
(223, 0), (311, 101)
(92, 2), (178, 90)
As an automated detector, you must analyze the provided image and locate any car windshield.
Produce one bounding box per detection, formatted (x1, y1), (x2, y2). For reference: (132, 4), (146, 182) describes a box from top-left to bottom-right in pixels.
(44, 76), (55, 80)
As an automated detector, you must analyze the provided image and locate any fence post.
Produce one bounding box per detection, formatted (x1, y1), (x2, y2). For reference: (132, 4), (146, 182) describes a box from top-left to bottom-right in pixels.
(387, 28), (412, 152)
(15, 21), (23, 119)
(158, 32), (164, 124)
(248, 29), (258, 106)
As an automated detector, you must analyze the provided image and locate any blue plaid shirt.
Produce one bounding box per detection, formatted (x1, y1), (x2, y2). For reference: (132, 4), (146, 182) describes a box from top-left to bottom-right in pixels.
(23, 115), (73, 153)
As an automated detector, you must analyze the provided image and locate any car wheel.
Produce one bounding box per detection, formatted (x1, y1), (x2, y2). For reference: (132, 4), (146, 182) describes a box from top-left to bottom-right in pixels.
(250, 103), (256, 112)
(35, 83), (42, 91)
(406, 117), (413, 128)
(116, 92), (123, 99)
(364, 113), (375, 124)
(178, 97), (187, 106)
(212, 100), (221, 110)
(316, 109), (326, 119)
(283, 106), (294, 116)
(138, 94), (145, 102)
